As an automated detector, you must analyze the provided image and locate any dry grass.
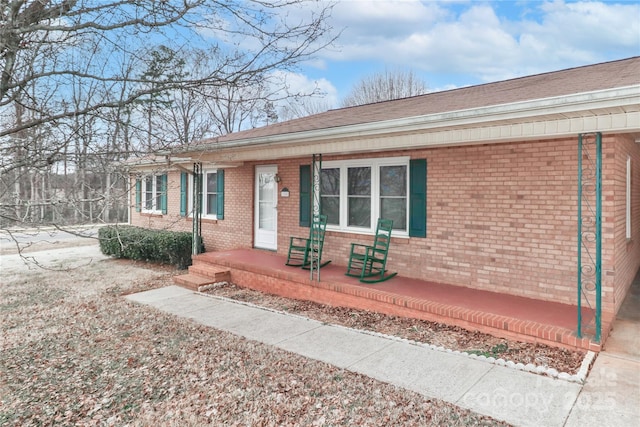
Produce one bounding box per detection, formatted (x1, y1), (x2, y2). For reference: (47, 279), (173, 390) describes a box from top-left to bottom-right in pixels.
(1, 255), (509, 426)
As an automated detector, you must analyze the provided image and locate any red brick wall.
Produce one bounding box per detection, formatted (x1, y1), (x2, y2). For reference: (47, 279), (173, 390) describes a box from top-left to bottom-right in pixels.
(610, 134), (640, 313)
(130, 166), (254, 251)
(278, 139), (581, 308)
(130, 134), (639, 313)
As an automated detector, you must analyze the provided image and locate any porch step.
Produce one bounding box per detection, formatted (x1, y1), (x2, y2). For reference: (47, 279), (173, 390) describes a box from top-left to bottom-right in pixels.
(188, 262), (231, 283)
(172, 273), (216, 291)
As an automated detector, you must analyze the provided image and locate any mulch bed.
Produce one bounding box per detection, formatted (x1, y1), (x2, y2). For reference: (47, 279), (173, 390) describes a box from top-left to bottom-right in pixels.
(202, 282), (587, 375)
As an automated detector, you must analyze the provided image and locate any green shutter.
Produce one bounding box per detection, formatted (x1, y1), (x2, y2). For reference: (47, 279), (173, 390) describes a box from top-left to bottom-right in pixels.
(216, 170), (224, 219)
(160, 174), (168, 215)
(299, 165), (311, 227)
(180, 172), (187, 217)
(135, 178), (141, 212)
(409, 159), (427, 238)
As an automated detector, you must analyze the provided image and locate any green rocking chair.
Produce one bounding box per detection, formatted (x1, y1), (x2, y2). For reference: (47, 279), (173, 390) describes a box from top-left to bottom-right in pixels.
(345, 218), (397, 283)
(286, 214), (331, 269)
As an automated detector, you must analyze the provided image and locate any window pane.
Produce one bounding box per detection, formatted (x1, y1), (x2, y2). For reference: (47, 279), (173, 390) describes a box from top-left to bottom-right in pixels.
(258, 171), (276, 230)
(205, 172), (217, 215)
(381, 198), (407, 230)
(380, 166), (406, 196)
(347, 167), (371, 227)
(321, 168), (340, 225)
(321, 168), (340, 195)
(321, 196), (340, 225)
(155, 176), (163, 211)
(144, 176), (153, 210)
(348, 197), (371, 227)
(207, 172), (217, 190)
(348, 167), (371, 196)
(259, 173), (275, 199)
(207, 194), (217, 215)
(259, 202), (275, 230)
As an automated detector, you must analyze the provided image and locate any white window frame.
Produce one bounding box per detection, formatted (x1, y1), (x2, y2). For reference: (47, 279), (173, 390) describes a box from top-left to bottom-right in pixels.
(626, 156), (631, 240)
(141, 174), (165, 214)
(189, 168), (219, 219)
(318, 156), (410, 236)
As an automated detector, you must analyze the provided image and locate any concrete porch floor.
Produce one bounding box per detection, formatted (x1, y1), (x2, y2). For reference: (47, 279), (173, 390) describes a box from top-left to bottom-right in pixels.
(175, 248), (609, 351)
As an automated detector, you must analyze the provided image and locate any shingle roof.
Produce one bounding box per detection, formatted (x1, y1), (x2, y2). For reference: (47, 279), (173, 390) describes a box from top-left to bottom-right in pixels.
(200, 56), (639, 145)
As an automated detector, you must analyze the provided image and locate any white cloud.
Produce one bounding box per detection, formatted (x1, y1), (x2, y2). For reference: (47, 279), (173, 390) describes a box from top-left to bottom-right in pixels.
(316, 0), (640, 82)
(520, 1), (640, 62)
(324, 0), (450, 60)
(272, 71), (337, 99)
(194, 0), (638, 107)
(268, 70), (339, 113)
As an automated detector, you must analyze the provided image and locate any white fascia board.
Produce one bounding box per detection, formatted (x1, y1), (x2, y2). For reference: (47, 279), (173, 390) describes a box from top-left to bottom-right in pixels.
(124, 156), (196, 172)
(196, 85), (640, 152)
(127, 158), (244, 172)
(203, 110), (640, 163)
(122, 155), (188, 166)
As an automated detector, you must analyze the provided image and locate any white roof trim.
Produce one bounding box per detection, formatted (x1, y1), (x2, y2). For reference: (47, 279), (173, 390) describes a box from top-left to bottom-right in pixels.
(192, 85), (640, 153)
(196, 110), (639, 162)
(125, 156), (244, 171)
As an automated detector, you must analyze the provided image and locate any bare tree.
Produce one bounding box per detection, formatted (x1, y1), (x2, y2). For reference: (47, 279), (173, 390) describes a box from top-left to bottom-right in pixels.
(1, 0), (335, 136)
(341, 68), (429, 107)
(278, 95), (332, 121)
(0, 0), (336, 228)
(147, 48), (280, 146)
(158, 86), (214, 147)
(203, 79), (276, 135)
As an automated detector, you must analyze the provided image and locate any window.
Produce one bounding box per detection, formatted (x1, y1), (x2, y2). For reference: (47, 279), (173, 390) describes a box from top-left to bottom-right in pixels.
(320, 168), (340, 225)
(188, 169), (224, 219)
(348, 166), (371, 227)
(380, 165), (407, 230)
(140, 174), (166, 213)
(205, 171), (218, 216)
(319, 157), (410, 234)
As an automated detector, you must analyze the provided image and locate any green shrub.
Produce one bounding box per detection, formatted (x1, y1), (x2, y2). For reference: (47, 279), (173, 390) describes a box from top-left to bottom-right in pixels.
(98, 225), (194, 269)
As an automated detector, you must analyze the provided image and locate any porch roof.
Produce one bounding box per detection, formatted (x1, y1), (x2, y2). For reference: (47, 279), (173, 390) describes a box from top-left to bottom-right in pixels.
(159, 57), (640, 167)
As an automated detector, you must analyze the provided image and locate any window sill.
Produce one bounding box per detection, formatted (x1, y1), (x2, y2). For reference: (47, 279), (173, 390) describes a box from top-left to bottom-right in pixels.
(140, 212), (163, 218)
(325, 228), (409, 243)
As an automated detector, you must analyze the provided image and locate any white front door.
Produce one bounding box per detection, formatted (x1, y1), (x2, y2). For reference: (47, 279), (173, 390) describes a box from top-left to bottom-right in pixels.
(254, 165), (278, 250)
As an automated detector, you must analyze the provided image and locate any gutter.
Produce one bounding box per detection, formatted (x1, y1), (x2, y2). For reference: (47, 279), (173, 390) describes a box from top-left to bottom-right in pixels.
(177, 84), (640, 154)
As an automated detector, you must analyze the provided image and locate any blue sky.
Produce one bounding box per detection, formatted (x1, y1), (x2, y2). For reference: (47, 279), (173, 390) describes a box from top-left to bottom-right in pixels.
(284, 0), (640, 108)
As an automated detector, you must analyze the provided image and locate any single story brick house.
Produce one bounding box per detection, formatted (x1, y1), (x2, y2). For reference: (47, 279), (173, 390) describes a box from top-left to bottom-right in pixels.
(128, 57), (640, 342)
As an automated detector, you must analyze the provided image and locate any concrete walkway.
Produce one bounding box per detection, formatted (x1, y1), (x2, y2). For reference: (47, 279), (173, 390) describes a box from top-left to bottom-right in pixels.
(124, 286), (593, 426)
(564, 275), (640, 426)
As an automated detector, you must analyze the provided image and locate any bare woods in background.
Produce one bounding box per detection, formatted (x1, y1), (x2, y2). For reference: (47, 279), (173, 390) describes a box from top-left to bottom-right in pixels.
(0, 0), (336, 229)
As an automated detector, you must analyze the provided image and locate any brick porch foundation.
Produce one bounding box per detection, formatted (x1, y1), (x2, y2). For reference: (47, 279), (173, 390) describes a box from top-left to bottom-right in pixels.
(175, 249), (611, 352)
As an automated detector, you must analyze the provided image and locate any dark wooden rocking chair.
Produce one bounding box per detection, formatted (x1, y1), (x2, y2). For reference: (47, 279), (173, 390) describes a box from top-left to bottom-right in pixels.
(345, 218), (397, 283)
(286, 214), (331, 269)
